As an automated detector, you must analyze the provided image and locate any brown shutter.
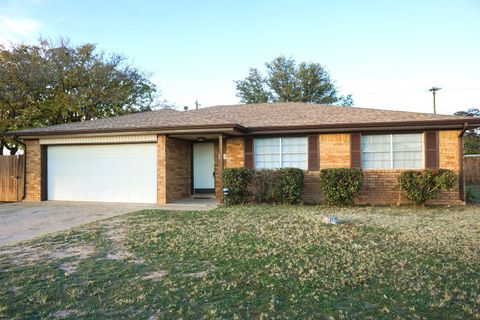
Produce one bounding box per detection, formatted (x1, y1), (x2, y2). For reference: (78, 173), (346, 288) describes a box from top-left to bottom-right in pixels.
(244, 136), (254, 168)
(350, 133), (362, 168)
(425, 131), (439, 169)
(308, 134), (319, 171)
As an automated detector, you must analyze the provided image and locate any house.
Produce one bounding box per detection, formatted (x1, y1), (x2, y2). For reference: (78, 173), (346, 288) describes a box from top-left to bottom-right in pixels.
(8, 103), (480, 205)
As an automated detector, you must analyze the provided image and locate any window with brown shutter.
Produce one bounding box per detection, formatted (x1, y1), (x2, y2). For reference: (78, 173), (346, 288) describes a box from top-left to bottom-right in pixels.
(244, 136), (254, 168)
(350, 133), (362, 168)
(424, 131), (439, 169)
(308, 134), (319, 171)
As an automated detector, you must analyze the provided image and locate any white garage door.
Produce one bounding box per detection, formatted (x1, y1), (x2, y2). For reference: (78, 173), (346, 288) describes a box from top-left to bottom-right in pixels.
(47, 144), (157, 203)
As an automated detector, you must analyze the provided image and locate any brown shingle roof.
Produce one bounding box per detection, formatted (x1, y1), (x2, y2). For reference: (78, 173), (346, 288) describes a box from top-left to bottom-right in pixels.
(8, 102), (480, 136)
(191, 103), (475, 129)
(10, 109), (236, 136)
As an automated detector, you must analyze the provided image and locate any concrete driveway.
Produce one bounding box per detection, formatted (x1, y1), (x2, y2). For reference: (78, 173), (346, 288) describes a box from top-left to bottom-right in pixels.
(0, 201), (155, 247)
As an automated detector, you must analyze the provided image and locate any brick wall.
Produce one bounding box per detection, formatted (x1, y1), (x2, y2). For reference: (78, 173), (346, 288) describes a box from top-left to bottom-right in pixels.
(225, 137), (244, 168)
(319, 133), (350, 168)
(356, 170), (409, 205)
(157, 135), (167, 204)
(157, 135), (192, 204)
(166, 137), (192, 203)
(303, 133), (350, 204)
(24, 139), (41, 201)
(434, 130), (463, 205)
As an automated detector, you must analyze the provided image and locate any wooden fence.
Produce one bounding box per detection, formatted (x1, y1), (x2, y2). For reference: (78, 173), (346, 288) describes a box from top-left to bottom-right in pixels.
(464, 155), (480, 185)
(0, 155), (25, 202)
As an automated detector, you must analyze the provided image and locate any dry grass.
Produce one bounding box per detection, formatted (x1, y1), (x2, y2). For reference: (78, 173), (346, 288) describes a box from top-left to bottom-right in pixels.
(0, 205), (479, 319)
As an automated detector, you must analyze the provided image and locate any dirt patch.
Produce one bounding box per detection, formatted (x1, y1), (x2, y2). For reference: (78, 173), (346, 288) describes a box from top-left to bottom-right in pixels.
(184, 271), (208, 278)
(9, 286), (20, 293)
(104, 225), (127, 245)
(54, 246), (95, 275)
(51, 309), (78, 318)
(60, 261), (80, 275)
(51, 246), (95, 260)
(4, 244), (95, 267)
(106, 250), (133, 260)
(142, 271), (167, 281)
(103, 224), (144, 263)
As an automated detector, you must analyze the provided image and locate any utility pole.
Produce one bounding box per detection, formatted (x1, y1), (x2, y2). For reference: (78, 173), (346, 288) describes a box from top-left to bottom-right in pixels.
(194, 100), (201, 110)
(428, 87), (441, 114)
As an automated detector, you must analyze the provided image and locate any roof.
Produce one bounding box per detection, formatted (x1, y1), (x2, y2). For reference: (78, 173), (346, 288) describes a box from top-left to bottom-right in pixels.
(7, 102), (480, 136)
(191, 103), (477, 130)
(9, 109), (239, 136)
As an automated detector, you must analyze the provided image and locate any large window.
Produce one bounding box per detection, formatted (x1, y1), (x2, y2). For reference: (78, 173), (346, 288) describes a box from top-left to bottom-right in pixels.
(254, 137), (307, 169)
(362, 133), (423, 169)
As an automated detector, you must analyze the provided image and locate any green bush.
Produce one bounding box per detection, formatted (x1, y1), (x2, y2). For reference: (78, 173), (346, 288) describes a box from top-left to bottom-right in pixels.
(222, 168), (254, 205)
(223, 167), (304, 205)
(319, 168), (364, 205)
(398, 169), (456, 205)
(274, 168), (304, 204)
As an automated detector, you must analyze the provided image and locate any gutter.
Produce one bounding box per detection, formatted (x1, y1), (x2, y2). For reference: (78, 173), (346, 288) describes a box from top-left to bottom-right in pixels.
(247, 123), (474, 135)
(7, 123), (247, 138)
(5, 118), (480, 138)
(246, 118), (480, 133)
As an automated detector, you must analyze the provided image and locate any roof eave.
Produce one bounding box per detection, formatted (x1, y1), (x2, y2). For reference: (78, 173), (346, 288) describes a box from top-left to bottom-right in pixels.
(246, 119), (480, 134)
(6, 123), (247, 137)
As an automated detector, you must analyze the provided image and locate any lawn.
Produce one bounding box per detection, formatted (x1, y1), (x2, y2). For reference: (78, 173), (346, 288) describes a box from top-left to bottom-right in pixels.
(1, 205), (479, 319)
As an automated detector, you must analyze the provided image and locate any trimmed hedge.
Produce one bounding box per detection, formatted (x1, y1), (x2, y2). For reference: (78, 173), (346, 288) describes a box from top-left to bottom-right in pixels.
(222, 168), (254, 205)
(398, 169), (456, 205)
(319, 168), (364, 206)
(222, 167), (304, 205)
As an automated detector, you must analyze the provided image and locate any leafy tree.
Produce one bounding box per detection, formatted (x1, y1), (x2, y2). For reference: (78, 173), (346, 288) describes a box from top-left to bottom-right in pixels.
(454, 108), (480, 154)
(0, 38), (158, 154)
(235, 56), (353, 106)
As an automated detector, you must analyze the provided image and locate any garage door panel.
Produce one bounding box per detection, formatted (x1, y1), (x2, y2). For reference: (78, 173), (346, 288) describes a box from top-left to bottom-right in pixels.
(47, 144), (157, 203)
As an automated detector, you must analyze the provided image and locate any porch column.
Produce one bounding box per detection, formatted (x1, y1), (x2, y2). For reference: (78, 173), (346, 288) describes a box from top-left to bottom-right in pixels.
(218, 135), (224, 203)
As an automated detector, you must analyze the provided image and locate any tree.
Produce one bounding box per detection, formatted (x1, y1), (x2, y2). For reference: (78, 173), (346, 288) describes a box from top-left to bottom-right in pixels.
(0, 38), (158, 154)
(454, 108), (480, 154)
(235, 56), (353, 106)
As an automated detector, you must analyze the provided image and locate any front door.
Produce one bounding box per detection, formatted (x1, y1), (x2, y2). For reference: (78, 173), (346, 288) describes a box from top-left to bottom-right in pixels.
(193, 142), (215, 194)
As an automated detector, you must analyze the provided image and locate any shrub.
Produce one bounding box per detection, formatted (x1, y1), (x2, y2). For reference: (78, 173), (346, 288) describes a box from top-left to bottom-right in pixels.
(274, 168), (304, 204)
(398, 169), (456, 205)
(319, 168), (364, 206)
(222, 168), (254, 205)
(223, 167), (304, 205)
(250, 169), (279, 203)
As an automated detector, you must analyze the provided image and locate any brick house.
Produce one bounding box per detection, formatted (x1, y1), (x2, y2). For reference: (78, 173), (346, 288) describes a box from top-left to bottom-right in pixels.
(8, 103), (480, 205)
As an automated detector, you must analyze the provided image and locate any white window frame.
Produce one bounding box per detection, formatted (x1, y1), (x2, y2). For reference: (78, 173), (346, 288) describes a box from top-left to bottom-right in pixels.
(254, 137), (308, 170)
(361, 133), (424, 169)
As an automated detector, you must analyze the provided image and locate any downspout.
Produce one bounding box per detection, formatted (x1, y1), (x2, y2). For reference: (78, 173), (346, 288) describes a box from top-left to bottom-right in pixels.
(459, 122), (469, 138)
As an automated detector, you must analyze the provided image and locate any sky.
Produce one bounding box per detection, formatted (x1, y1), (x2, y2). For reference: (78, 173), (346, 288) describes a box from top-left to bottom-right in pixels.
(0, 0), (479, 115)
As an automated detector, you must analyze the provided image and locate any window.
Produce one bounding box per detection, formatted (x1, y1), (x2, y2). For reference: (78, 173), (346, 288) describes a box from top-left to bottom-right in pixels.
(362, 133), (423, 169)
(254, 137), (307, 169)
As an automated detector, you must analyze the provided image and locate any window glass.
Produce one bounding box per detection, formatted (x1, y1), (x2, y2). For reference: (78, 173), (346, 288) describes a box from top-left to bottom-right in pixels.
(362, 134), (423, 169)
(254, 137), (307, 170)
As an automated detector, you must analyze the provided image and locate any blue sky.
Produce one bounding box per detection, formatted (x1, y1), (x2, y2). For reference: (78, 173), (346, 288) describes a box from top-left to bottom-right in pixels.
(0, 0), (479, 114)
